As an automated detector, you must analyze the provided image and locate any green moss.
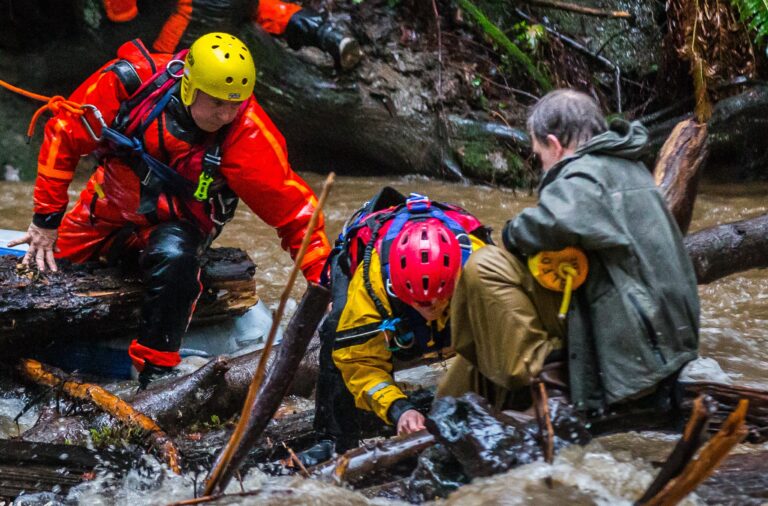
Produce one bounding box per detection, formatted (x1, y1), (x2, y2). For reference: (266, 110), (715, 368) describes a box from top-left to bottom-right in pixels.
(458, 140), (530, 187)
(89, 425), (146, 448)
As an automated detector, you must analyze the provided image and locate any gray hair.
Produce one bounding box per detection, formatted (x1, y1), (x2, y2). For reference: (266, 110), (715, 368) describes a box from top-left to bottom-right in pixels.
(527, 89), (607, 149)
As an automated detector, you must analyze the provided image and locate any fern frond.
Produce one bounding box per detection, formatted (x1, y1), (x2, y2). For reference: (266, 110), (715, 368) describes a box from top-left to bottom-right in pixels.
(731, 0), (768, 45)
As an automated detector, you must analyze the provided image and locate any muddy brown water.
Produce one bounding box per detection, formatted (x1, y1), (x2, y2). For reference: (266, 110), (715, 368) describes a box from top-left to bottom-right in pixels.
(0, 174), (766, 504)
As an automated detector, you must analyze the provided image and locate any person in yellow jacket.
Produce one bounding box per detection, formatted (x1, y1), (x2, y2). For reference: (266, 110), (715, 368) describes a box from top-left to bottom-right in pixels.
(307, 188), (490, 461)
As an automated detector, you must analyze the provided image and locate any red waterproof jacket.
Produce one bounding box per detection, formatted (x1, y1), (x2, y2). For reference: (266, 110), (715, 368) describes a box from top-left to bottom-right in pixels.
(33, 39), (330, 281)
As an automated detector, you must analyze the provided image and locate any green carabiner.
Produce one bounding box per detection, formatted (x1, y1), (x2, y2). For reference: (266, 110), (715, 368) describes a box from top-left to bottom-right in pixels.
(194, 171), (214, 201)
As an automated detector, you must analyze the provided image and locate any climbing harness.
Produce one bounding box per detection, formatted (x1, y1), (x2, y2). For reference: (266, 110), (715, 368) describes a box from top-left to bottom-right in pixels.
(0, 43), (236, 231)
(528, 246), (589, 320)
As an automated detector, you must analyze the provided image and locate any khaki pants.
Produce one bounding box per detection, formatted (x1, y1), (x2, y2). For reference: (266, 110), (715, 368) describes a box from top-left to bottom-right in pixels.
(438, 246), (566, 410)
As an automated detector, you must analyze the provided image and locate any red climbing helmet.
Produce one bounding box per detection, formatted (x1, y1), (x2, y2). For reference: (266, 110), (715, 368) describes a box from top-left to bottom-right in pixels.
(388, 218), (462, 306)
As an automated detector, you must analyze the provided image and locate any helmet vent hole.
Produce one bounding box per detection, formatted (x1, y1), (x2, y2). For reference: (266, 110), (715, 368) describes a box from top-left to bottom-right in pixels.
(224, 52), (230, 59)
(422, 276), (429, 291)
(443, 254), (450, 267)
(212, 44), (220, 49)
(226, 77), (233, 84)
(439, 281), (446, 289)
(215, 35), (222, 39)
(405, 281), (412, 291)
(239, 53), (245, 60)
(242, 78), (248, 85)
(400, 257), (406, 269)
(421, 251), (429, 263)
(440, 233), (447, 243)
(421, 230), (428, 241)
(400, 235), (408, 245)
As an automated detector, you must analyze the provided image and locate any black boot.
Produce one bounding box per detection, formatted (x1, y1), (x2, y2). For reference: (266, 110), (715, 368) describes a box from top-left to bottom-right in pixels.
(137, 362), (175, 390)
(295, 439), (335, 467)
(285, 8), (362, 70)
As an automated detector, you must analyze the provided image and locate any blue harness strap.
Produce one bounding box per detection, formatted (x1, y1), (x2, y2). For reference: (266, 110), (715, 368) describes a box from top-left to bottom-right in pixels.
(99, 82), (194, 197)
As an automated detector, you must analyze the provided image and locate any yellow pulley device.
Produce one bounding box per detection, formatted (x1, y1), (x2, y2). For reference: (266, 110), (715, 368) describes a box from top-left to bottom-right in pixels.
(528, 247), (588, 320)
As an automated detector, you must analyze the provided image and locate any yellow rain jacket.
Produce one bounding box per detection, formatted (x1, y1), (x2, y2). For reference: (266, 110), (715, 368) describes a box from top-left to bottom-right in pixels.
(332, 235), (486, 423)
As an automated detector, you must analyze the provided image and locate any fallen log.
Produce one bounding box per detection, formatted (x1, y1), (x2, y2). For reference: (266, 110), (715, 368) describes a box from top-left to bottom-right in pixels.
(310, 430), (437, 484)
(682, 382), (768, 442)
(683, 213), (768, 284)
(0, 247), (257, 348)
(18, 358), (181, 474)
(0, 439), (129, 500)
(106, 331), (322, 433)
(654, 119), (708, 234)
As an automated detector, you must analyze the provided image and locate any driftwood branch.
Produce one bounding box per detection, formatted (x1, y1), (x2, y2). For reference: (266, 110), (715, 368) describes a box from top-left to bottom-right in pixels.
(18, 358), (181, 474)
(640, 400), (749, 506)
(205, 173), (334, 495)
(637, 395), (717, 503)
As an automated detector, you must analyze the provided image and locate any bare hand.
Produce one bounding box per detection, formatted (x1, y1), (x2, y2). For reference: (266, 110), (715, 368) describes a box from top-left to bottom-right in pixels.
(396, 409), (426, 435)
(8, 223), (59, 272)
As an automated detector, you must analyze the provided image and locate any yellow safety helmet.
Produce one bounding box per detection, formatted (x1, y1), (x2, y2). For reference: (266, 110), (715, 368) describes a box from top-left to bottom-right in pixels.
(181, 32), (256, 106)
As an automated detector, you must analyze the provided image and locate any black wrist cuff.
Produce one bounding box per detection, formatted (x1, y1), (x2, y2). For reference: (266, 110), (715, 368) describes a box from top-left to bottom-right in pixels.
(33, 211), (65, 229)
(387, 397), (416, 425)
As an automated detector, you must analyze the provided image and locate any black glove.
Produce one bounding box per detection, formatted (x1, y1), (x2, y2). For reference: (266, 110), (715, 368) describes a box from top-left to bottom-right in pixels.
(138, 362), (175, 390)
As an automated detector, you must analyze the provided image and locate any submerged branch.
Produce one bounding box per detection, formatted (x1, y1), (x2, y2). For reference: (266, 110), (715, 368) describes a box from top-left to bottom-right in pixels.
(18, 358), (181, 474)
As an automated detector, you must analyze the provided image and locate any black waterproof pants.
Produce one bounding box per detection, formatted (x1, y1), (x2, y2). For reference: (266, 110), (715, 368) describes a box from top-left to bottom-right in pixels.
(135, 221), (205, 362)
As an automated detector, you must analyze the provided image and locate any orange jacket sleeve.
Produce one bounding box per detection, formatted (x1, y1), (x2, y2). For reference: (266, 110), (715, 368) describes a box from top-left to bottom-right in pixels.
(220, 99), (331, 282)
(32, 61), (128, 226)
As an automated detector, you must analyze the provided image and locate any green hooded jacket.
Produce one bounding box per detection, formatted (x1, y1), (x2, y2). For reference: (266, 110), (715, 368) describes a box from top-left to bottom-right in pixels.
(503, 120), (699, 411)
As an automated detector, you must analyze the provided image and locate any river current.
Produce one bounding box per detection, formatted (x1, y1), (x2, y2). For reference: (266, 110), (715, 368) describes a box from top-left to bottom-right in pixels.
(0, 174), (766, 504)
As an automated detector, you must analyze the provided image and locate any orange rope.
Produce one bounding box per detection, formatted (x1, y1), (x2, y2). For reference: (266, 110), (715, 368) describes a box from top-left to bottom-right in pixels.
(0, 78), (88, 139)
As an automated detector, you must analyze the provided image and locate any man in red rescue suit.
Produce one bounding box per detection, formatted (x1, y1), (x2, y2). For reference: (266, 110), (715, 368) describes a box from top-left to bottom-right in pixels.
(9, 32), (331, 388)
(102, 0), (361, 70)
(306, 188), (491, 461)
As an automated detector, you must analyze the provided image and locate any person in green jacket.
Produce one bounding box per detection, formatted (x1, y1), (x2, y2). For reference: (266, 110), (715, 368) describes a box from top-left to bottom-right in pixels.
(440, 89), (699, 417)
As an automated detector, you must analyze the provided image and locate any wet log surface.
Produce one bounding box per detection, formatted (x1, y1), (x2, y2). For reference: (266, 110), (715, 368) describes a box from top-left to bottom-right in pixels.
(684, 213), (768, 284)
(0, 439), (130, 499)
(682, 382), (768, 443)
(0, 247), (257, 349)
(654, 119), (708, 235)
(697, 451), (768, 505)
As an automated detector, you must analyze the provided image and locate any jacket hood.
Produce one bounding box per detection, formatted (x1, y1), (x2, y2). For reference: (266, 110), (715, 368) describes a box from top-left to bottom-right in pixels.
(575, 119), (649, 161)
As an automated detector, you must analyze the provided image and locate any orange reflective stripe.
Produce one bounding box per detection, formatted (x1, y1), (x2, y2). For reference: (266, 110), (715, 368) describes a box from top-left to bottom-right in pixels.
(284, 179), (317, 205)
(247, 110), (289, 174)
(254, 0), (302, 34)
(300, 245), (330, 269)
(153, 0), (193, 53)
(37, 119), (74, 181)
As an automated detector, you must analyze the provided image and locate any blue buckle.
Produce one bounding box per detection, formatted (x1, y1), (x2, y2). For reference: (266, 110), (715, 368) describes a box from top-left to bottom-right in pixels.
(406, 193), (431, 212)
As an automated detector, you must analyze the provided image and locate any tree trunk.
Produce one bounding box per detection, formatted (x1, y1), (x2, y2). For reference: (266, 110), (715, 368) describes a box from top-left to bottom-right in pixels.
(684, 213), (768, 284)
(0, 247), (258, 349)
(654, 119), (708, 234)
